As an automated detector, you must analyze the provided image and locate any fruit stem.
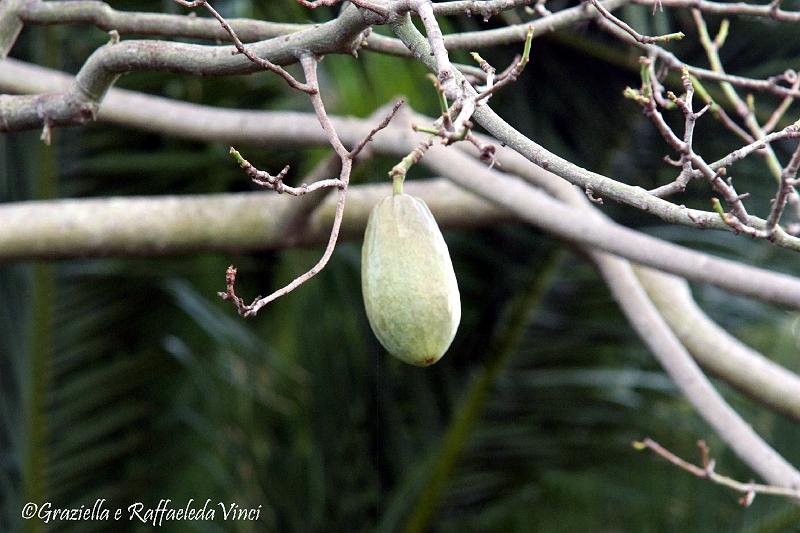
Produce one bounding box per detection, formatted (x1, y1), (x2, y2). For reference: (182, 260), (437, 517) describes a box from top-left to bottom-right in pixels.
(393, 174), (404, 195)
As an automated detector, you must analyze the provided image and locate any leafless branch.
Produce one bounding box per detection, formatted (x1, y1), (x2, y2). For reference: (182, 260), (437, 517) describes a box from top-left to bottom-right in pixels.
(229, 147), (343, 196)
(636, 267), (800, 420)
(627, 59), (800, 239)
(588, 0), (684, 43)
(173, 0), (315, 93)
(763, 70), (800, 134)
(432, 0), (532, 19)
(634, 438), (800, 504)
(634, 66), (751, 226)
(217, 53), (403, 317)
(0, 2), (373, 132)
(0, 180), (513, 260)
(763, 143), (800, 238)
(631, 0), (800, 22)
(706, 121), (800, 173)
(295, 0), (390, 18)
(350, 99), (405, 158)
(219, 54), (354, 316)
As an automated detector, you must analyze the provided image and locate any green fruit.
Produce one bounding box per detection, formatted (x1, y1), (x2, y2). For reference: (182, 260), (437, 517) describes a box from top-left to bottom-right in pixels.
(361, 193), (461, 366)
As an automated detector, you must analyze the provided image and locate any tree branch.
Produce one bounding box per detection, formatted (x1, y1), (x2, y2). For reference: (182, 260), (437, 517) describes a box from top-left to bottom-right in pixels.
(389, 15), (800, 251)
(12, 0), (627, 58)
(631, 0), (800, 22)
(589, 0), (684, 43)
(0, 2), (375, 131)
(219, 53), (359, 316)
(456, 123), (800, 422)
(636, 267), (800, 421)
(634, 438), (800, 504)
(594, 254), (800, 490)
(16, 0), (304, 40)
(0, 180), (510, 261)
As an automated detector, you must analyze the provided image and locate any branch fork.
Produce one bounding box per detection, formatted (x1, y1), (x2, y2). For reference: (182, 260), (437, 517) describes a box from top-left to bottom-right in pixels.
(220, 54), (404, 316)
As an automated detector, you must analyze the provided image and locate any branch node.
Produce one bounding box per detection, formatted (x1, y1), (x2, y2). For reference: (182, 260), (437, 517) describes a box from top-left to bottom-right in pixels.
(107, 30), (120, 45)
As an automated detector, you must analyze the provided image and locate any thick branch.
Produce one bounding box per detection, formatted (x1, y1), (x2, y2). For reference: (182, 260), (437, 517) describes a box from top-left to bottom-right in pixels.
(0, 2), (376, 130)
(14, 0), (627, 56)
(0, 0), (23, 58)
(421, 143), (800, 310)
(594, 254), (800, 490)
(0, 180), (511, 261)
(632, 0), (800, 22)
(17, 0), (304, 40)
(5, 60), (800, 307)
(636, 267), (800, 421)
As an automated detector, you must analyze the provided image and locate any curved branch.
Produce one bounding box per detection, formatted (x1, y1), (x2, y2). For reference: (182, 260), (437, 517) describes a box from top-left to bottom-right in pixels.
(17, 0), (304, 40)
(0, 2), (376, 130)
(636, 267), (800, 421)
(455, 123), (800, 422)
(632, 0), (800, 22)
(14, 0), (628, 56)
(594, 254), (800, 490)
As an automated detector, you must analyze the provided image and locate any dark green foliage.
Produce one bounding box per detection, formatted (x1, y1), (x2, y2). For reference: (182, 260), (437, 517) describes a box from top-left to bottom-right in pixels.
(2, 3), (800, 532)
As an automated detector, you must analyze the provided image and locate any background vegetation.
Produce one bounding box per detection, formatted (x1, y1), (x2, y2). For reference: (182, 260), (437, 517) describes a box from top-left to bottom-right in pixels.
(2, 0), (800, 531)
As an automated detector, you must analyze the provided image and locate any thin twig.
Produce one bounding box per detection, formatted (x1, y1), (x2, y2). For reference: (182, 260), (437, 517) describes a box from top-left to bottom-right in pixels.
(229, 147), (343, 196)
(763, 70), (800, 134)
(173, 0), (315, 93)
(474, 25), (533, 104)
(634, 438), (800, 505)
(631, 0), (800, 21)
(350, 99), (405, 158)
(763, 142), (800, 238)
(693, 9), (800, 226)
(705, 120), (800, 174)
(588, 0), (684, 43)
(220, 55), (351, 316)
